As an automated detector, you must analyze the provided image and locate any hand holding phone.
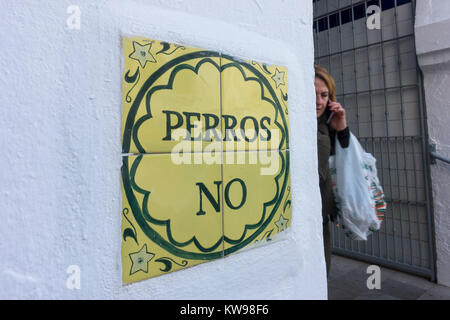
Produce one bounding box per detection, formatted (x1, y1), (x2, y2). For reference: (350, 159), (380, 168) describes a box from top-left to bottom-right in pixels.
(326, 100), (335, 124)
(326, 100), (347, 131)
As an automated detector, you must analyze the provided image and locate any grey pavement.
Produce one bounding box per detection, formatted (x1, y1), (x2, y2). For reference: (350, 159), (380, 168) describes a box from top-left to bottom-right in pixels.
(328, 254), (450, 300)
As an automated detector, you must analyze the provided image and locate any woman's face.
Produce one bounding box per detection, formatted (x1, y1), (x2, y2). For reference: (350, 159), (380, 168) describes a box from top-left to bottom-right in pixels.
(314, 77), (329, 118)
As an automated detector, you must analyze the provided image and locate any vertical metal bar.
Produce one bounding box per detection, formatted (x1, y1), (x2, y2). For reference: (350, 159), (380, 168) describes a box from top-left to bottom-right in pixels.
(349, 9), (360, 138)
(392, 0), (415, 265)
(383, 1), (404, 265)
(376, 135), (384, 258)
(335, 6), (348, 252)
(337, 1), (347, 251)
(394, 135), (405, 263)
(411, 136), (423, 266)
(390, 0), (405, 265)
(349, 3), (359, 253)
(417, 70), (435, 280)
(371, 0), (395, 262)
(350, 2), (367, 255)
(336, 0), (345, 250)
(361, 0), (379, 256)
(406, 0), (423, 270)
(367, 1), (385, 259)
(410, 0), (436, 282)
(364, 2), (376, 257)
(326, 0), (332, 77)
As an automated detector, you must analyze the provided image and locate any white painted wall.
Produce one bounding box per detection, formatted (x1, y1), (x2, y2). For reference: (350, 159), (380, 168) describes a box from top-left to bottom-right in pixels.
(415, 0), (450, 287)
(0, 0), (325, 299)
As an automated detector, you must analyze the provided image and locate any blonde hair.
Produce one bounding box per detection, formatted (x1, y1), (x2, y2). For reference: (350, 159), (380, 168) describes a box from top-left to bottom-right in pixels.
(314, 65), (336, 102)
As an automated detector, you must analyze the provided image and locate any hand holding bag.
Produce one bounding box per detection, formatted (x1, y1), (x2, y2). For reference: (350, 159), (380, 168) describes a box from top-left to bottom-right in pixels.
(328, 132), (386, 240)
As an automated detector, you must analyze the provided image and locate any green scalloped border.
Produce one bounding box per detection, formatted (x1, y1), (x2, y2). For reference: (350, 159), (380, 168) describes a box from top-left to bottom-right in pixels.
(122, 51), (290, 260)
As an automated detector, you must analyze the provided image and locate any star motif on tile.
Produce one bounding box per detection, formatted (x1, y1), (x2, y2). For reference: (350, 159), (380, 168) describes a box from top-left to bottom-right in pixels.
(271, 68), (285, 88)
(275, 214), (289, 232)
(129, 41), (156, 68)
(129, 244), (155, 275)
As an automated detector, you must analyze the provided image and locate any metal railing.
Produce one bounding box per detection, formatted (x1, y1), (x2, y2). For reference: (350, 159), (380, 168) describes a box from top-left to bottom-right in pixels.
(430, 144), (450, 165)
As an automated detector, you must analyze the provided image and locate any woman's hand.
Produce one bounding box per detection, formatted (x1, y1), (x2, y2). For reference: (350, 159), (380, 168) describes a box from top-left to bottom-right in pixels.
(328, 101), (347, 132)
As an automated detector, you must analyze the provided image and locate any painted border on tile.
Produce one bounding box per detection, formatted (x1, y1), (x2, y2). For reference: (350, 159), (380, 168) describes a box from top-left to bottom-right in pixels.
(122, 47), (290, 262)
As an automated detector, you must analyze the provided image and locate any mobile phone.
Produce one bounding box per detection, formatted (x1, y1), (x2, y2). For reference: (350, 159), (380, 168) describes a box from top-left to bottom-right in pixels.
(326, 100), (334, 124)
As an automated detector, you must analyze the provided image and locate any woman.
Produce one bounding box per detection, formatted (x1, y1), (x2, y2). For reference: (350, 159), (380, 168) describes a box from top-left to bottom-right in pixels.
(315, 65), (350, 277)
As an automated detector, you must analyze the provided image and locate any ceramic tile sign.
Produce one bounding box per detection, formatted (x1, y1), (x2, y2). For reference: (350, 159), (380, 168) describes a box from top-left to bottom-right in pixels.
(121, 37), (291, 283)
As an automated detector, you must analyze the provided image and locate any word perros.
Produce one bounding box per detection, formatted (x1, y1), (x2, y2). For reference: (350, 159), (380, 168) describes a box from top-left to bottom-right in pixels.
(163, 110), (272, 142)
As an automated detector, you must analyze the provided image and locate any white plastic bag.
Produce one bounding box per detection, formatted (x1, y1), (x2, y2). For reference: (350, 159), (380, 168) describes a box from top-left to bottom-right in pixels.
(329, 132), (386, 240)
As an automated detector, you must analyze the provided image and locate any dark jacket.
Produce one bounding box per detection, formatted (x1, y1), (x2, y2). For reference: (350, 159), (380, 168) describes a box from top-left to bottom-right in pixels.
(317, 110), (350, 224)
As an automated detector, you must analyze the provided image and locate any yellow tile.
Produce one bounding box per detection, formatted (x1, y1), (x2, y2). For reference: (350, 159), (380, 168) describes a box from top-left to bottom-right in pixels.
(122, 37), (222, 154)
(121, 38), (292, 281)
(222, 150), (291, 256)
(220, 55), (289, 152)
(121, 153), (223, 283)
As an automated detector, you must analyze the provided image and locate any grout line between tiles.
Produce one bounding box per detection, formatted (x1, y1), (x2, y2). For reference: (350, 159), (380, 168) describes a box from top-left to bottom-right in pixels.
(121, 149), (290, 157)
(219, 53), (225, 258)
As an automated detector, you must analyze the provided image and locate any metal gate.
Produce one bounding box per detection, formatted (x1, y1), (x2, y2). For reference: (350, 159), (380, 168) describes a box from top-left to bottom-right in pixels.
(313, 0), (436, 281)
